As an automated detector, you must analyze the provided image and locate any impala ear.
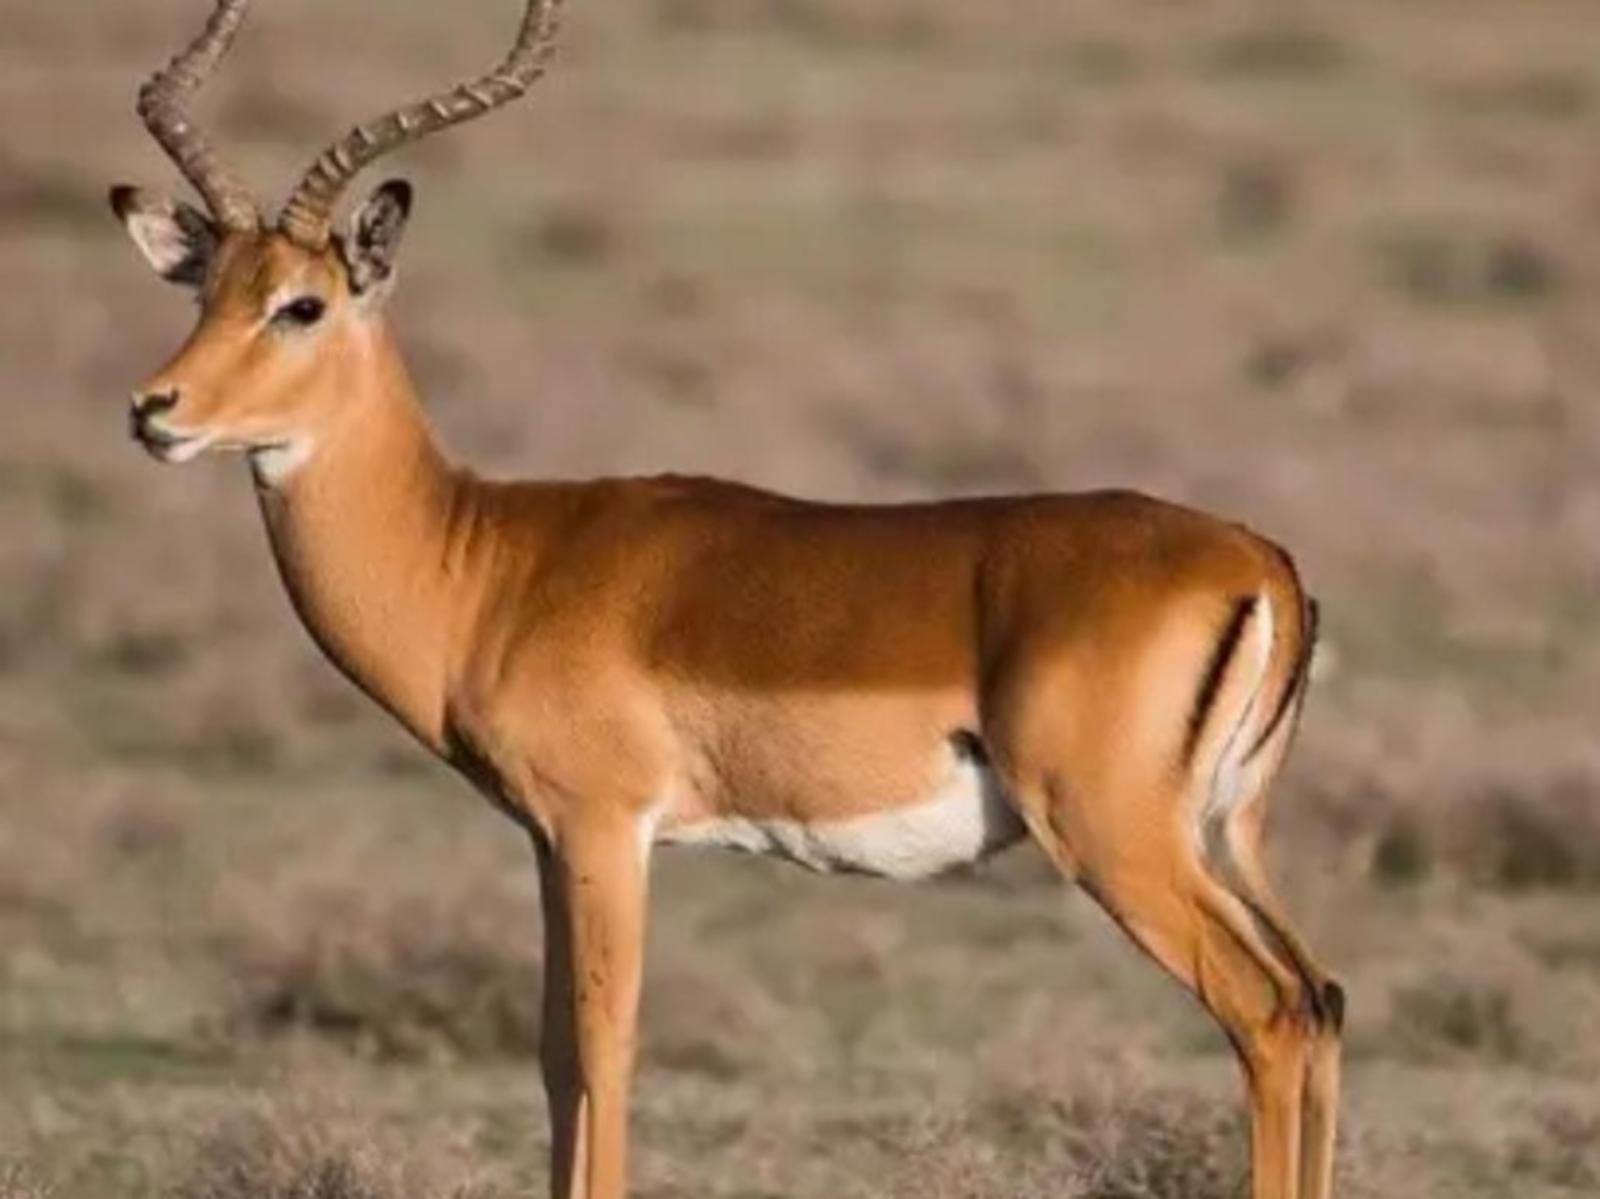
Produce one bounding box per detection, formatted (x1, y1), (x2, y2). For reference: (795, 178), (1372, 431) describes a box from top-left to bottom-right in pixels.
(340, 178), (413, 297)
(109, 186), (218, 287)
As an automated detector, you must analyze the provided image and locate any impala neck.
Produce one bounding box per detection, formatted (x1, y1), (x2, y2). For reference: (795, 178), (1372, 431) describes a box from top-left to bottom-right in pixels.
(252, 320), (465, 751)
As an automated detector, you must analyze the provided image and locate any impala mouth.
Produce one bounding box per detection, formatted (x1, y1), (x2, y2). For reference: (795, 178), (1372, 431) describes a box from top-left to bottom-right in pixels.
(130, 414), (210, 463)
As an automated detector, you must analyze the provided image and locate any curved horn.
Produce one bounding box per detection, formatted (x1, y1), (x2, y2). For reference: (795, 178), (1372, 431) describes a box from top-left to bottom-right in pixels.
(278, 0), (564, 250)
(137, 0), (261, 232)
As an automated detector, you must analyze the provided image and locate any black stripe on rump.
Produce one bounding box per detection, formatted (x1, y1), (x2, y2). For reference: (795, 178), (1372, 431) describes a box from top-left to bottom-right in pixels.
(1183, 596), (1258, 767)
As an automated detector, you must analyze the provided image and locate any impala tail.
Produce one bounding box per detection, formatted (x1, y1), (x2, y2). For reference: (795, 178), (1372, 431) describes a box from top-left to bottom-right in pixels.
(1186, 569), (1318, 839)
(1184, 556), (1335, 1018)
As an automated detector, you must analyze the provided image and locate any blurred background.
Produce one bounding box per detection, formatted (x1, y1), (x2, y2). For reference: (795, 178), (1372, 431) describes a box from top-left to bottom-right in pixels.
(2, 1), (1598, 1195)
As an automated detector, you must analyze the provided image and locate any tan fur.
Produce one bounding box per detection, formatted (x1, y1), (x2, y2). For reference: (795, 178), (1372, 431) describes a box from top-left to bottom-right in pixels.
(121, 208), (1340, 1199)
(116, 5), (1325, 1193)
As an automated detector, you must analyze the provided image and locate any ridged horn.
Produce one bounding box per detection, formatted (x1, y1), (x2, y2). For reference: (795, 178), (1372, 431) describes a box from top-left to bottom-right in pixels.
(136, 0), (261, 232)
(278, 0), (564, 249)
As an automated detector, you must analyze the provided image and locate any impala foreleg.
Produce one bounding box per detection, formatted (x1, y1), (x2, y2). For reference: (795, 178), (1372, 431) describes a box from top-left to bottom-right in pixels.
(537, 840), (583, 1198)
(536, 819), (648, 1199)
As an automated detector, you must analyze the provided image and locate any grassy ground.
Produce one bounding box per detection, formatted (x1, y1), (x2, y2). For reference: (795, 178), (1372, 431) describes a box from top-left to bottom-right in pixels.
(2, 0), (1598, 1194)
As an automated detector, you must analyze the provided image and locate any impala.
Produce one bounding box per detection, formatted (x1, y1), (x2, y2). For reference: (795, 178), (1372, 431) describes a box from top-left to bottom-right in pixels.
(109, 2), (1343, 1196)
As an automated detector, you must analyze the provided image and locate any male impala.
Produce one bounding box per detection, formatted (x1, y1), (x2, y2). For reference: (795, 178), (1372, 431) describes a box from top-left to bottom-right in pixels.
(110, 2), (1343, 1196)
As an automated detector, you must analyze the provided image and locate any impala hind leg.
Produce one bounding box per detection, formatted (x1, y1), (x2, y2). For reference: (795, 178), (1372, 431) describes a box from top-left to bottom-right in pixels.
(1299, 1019), (1341, 1199)
(1222, 805), (1344, 1199)
(535, 820), (649, 1199)
(1025, 807), (1316, 1199)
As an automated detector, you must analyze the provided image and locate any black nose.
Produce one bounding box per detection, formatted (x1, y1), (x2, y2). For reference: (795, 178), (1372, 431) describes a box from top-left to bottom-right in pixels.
(133, 390), (179, 420)
(130, 389), (178, 440)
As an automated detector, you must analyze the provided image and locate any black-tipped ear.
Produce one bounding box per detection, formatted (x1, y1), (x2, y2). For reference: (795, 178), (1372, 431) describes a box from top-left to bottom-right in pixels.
(341, 179), (414, 296)
(110, 186), (219, 288)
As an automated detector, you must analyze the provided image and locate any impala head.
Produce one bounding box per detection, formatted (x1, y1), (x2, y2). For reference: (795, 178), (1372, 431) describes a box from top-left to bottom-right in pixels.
(112, 0), (563, 472)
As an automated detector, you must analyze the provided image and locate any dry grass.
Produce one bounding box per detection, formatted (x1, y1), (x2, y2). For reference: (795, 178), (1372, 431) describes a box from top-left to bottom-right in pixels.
(1065, 1097), (1243, 1199)
(881, 1086), (1247, 1199)
(2, 0), (1597, 1195)
(171, 1106), (505, 1199)
(1509, 1104), (1600, 1192)
(1365, 775), (1600, 893)
(1386, 974), (1528, 1064)
(220, 887), (542, 1062)
(0, 1164), (50, 1199)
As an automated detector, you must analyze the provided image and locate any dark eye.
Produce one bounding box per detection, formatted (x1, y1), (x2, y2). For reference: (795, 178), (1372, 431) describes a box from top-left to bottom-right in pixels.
(274, 296), (326, 326)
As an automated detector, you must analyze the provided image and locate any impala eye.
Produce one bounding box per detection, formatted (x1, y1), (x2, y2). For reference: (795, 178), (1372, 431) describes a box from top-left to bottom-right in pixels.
(274, 295), (326, 327)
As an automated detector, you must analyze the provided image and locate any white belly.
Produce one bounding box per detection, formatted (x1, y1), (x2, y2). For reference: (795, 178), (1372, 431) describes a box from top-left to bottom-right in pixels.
(656, 754), (1027, 881)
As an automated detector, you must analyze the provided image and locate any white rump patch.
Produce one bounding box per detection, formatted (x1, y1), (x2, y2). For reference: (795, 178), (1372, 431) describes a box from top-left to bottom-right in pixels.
(1206, 590), (1275, 826)
(657, 749), (1026, 881)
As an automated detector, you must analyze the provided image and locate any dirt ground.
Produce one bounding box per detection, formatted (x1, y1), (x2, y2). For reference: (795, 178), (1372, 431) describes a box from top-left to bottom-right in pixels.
(2, 0), (1598, 1195)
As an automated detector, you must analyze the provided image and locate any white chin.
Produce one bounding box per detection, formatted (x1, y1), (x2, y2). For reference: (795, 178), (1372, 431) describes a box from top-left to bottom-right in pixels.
(150, 435), (211, 464)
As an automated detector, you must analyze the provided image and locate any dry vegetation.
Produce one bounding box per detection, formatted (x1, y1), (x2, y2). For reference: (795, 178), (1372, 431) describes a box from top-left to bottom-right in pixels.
(168, 1104), (510, 1199)
(2, 0), (1597, 1195)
